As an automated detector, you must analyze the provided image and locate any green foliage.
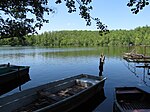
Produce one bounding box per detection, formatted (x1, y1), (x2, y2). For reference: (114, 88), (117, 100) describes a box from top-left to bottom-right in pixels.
(127, 0), (149, 14)
(0, 0), (53, 39)
(0, 26), (150, 47)
(55, 0), (108, 34)
(0, 0), (149, 39)
(0, 0), (109, 39)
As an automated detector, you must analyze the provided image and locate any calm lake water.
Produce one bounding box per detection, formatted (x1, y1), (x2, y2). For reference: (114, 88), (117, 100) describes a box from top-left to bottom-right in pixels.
(0, 46), (150, 112)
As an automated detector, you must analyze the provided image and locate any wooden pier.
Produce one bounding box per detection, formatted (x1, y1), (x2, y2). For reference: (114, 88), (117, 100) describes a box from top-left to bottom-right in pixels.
(123, 51), (150, 63)
(123, 45), (150, 63)
(123, 47), (150, 76)
(123, 57), (150, 63)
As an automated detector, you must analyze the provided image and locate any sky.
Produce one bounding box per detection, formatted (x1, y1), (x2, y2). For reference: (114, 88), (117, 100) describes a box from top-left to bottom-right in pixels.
(37, 0), (150, 33)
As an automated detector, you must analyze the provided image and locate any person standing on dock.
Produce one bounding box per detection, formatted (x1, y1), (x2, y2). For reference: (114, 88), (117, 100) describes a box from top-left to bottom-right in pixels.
(99, 53), (105, 76)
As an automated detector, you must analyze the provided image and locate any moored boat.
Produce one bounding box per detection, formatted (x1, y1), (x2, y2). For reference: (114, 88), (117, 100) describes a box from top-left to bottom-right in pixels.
(113, 87), (150, 112)
(0, 64), (30, 95)
(0, 64), (30, 85)
(0, 74), (106, 112)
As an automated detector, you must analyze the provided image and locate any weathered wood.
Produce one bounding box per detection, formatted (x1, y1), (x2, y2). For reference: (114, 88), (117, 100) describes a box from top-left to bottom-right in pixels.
(0, 64), (30, 95)
(136, 65), (150, 69)
(0, 64), (30, 84)
(123, 52), (150, 63)
(0, 74), (107, 112)
(113, 87), (150, 112)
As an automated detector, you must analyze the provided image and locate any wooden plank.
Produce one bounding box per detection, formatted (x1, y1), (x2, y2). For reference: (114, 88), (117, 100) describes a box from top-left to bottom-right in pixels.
(0, 75), (82, 104)
(0, 74), (106, 112)
(136, 65), (150, 68)
(0, 94), (37, 112)
(116, 89), (141, 94)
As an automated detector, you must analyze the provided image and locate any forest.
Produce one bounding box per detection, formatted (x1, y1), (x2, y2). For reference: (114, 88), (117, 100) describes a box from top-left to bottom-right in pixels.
(0, 26), (150, 47)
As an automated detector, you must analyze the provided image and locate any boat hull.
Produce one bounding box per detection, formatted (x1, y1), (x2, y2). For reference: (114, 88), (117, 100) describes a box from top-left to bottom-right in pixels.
(0, 64), (30, 85)
(0, 74), (106, 112)
(37, 76), (105, 112)
(113, 87), (150, 112)
(0, 64), (30, 95)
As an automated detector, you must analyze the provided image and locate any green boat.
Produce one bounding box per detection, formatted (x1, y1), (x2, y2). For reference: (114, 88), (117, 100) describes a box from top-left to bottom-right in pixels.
(0, 74), (106, 112)
(0, 64), (30, 95)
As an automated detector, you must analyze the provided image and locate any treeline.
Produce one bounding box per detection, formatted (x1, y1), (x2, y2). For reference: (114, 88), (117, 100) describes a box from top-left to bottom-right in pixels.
(0, 26), (150, 47)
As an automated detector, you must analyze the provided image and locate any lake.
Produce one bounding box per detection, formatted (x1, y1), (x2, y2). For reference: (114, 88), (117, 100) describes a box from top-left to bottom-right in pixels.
(0, 46), (150, 112)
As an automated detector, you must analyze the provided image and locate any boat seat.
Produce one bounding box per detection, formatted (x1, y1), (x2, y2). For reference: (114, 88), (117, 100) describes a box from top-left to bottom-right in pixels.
(37, 90), (58, 102)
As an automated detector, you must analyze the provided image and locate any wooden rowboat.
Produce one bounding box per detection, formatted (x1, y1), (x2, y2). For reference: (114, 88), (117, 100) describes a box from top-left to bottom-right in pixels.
(113, 87), (150, 112)
(0, 74), (106, 112)
(0, 64), (30, 95)
(0, 64), (30, 85)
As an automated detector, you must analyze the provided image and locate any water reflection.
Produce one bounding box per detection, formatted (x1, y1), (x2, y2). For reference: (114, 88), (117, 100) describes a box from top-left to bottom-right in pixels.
(40, 47), (128, 58)
(0, 46), (149, 111)
(123, 61), (150, 87)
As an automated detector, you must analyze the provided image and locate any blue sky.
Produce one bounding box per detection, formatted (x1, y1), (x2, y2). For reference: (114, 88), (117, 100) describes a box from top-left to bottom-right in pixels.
(38, 0), (150, 33)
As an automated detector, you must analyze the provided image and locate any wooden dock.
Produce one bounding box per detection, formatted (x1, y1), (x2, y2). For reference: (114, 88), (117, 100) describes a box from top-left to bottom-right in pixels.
(123, 52), (150, 63)
(123, 46), (150, 64)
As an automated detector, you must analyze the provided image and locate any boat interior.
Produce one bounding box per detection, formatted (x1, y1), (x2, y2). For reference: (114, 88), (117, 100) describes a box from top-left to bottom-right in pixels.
(3, 77), (99, 112)
(116, 87), (150, 111)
